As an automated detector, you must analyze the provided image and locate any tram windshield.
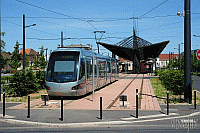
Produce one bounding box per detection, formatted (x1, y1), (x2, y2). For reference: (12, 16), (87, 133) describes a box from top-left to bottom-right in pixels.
(46, 51), (80, 83)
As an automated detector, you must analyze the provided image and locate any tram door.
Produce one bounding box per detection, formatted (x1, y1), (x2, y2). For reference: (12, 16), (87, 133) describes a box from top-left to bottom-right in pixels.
(86, 56), (97, 92)
(93, 56), (98, 91)
(86, 58), (92, 93)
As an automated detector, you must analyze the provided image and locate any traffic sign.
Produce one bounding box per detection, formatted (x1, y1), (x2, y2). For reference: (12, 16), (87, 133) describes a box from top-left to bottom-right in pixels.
(197, 49), (200, 60)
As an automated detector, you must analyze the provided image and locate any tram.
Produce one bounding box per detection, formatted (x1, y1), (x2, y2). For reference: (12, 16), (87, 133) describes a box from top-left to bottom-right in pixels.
(45, 48), (118, 98)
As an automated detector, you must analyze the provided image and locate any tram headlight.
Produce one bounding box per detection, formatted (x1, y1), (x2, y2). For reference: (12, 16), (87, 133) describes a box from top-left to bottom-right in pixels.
(71, 85), (79, 90)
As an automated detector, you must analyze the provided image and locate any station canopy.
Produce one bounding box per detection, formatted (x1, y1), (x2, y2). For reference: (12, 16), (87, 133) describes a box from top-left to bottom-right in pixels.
(97, 35), (169, 61)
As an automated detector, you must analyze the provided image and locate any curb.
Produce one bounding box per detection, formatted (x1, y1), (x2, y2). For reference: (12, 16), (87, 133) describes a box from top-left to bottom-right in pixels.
(0, 111), (200, 127)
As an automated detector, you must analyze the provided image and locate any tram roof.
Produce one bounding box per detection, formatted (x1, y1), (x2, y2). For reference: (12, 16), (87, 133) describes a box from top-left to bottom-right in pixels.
(53, 47), (115, 60)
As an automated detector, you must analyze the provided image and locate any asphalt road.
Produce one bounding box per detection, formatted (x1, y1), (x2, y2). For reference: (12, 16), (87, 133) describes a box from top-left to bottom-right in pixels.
(0, 120), (199, 133)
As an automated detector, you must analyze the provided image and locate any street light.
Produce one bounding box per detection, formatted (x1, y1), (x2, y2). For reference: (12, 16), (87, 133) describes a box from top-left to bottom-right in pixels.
(177, 0), (192, 103)
(23, 14), (36, 71)
(193, 35), (200, 37)
(174, 43), (183, 70)
(39, 47), (48, 61)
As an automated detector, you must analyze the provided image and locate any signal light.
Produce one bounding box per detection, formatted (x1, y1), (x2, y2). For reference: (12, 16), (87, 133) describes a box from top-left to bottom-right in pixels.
(47, 87), (50, 90)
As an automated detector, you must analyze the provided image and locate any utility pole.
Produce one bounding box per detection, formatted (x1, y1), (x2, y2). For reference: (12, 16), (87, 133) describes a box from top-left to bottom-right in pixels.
(44, 48), (48, 61)
(178, 43), (180, 70)
(0, 12), (1, 101)
(94, 31), (105, 54)
(23, 14), (25, 70)
(184, 0), (192, 103)
(61, 31), (63, 47)
(23, 14), (36, 71)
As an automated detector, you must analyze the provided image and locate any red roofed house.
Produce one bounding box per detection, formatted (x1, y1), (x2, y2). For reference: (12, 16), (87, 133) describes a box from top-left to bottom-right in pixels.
(19, 48), (39, 69)
(155, 54), (179, 69)
(2, 52), (12, 71)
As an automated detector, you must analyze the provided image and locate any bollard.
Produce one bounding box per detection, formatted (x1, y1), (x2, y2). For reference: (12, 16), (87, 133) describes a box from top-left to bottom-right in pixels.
(167, 90), (169, 115)
(100, 97), (102, 120)
(194, 90), (196, 109)
(60, 97), (64, 121)
(27, 96), (30, 118)
(3, 89), (5, 117)
(136, 88), (138, 118)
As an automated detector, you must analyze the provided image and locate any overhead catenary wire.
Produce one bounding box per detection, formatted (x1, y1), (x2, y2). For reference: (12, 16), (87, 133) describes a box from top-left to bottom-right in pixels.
(2, 19), (60, 37)
(15, 0), (98, 30)
(139, 0), (170, 18)
(27, 37), (127, 40)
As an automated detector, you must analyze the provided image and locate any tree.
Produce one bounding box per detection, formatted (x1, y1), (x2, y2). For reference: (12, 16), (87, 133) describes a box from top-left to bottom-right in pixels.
(32, 55), (39, 69)
(1, 32), (6, 50)
(1, 32), (8, 68)
(25, 53), (30, 68)
(9, 41), (22, 70)
(39, 46), (47, 69)
(1, 53), (8, 69)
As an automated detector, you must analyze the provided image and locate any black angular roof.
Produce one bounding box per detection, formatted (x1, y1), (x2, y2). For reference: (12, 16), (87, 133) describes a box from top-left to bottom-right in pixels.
(97, 35), (169, 61)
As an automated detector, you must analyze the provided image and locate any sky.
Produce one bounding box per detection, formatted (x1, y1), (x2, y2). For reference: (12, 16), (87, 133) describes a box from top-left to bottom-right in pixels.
(1, 0), (200, 59)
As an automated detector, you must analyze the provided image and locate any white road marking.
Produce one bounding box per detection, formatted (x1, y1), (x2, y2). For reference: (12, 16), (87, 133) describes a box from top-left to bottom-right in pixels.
(121, 113), (179, 120)
(0, 114), (16, 118)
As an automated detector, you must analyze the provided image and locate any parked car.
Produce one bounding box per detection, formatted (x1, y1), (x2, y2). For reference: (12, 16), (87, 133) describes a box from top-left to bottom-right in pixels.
(6, 70), (11, 73)
(1, 70), (6, 74)
(12, 70), (17, 73)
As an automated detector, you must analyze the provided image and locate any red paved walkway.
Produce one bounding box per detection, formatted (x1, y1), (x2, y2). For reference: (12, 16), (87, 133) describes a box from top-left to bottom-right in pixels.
(66, 74), (161, 111)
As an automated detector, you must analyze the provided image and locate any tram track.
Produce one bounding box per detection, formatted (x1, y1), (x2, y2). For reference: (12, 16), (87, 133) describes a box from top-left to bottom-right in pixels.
(139, 74), (144, 109)
(106, 74), (139, 109)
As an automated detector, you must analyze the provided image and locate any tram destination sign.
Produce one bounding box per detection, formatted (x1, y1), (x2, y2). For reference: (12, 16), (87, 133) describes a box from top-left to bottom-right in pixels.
(197, 49), (200, 60)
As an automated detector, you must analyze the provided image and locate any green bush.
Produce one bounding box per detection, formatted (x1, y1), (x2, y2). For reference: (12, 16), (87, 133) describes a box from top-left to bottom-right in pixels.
(159, 69), (184, 95)
(5, 69), (45, 97)
(154, 69), (159, 76)
(36, 70), (47, 90)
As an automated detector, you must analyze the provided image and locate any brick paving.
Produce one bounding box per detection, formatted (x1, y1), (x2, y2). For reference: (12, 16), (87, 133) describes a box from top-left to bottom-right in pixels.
(8, 74), (161, 111)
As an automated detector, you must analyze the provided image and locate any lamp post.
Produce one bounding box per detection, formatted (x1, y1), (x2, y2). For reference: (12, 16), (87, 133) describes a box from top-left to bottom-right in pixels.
(174, 43), (183, 70)
(184, 0), (192, 104)
(39, 47), (48, 61)
(23, 14), (36, 71)
(193, 35), (200, 37)
(177, 0), (191, 103)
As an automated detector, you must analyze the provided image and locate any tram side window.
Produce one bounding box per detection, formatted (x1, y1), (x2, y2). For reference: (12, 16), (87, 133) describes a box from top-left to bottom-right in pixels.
(107, 62), (111, 73)
(79, 59), (85, 80)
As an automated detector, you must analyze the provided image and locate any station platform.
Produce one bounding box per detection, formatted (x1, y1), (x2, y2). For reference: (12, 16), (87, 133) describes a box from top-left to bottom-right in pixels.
(8, 73), (161, 111)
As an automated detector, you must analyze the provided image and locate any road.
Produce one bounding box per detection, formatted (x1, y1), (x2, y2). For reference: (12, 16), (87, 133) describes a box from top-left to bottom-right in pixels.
(0, 103), (200, 133)
(0, 117), (199, 133)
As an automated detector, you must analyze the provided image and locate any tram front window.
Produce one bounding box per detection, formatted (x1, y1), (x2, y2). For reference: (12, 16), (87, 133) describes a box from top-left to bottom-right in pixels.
(46, 51), (79, 83)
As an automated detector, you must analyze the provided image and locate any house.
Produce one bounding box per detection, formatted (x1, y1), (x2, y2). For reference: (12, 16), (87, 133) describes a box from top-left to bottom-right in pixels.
(2, 52), (11, 71)
(118, 53), (179, 72)
(19, 48), (40, 68)
(19, 48), (39, 63)
(153, 54), (179, 70)
(118, 57), (133, 72)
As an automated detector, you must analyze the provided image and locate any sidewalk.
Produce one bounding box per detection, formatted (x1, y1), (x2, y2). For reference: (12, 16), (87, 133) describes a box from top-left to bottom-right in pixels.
(1, 104), (199, 127)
